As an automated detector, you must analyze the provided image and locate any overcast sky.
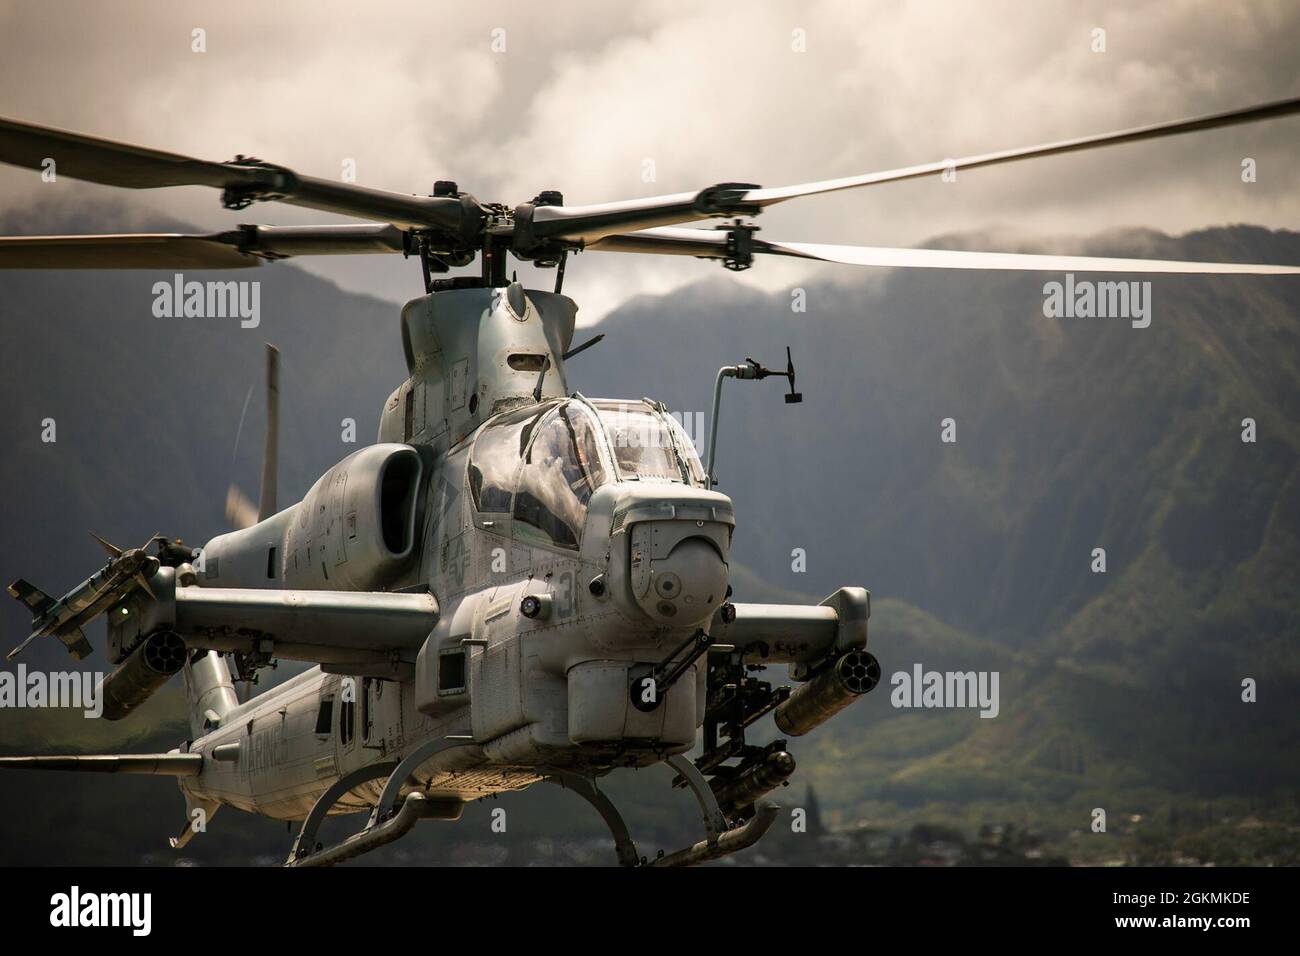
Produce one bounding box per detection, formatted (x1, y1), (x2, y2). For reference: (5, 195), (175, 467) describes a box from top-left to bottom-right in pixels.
(1, 0), (1297, 321)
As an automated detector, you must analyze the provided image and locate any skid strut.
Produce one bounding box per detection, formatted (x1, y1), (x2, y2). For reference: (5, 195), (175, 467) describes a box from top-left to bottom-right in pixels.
(371, 735), (478, 824)
(543, 772), (641, 867)
(644, 754), (780, 866)
(546, 755), (778, 867)
(286, 760), (398, 864)
(665, 753), (727, 841)
(286, 735), (480, 868)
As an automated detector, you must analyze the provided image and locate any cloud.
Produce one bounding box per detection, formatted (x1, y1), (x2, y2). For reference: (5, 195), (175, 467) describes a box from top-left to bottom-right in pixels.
(0, 0), (1296, 321)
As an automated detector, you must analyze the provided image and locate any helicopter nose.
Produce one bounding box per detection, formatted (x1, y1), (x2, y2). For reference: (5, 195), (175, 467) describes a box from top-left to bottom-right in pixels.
(634, 536), (728, 626)
(607, 487), (734, 630)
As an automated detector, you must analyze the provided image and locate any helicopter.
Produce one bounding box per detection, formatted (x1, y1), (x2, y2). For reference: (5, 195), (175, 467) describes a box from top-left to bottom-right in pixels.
(0, 96), (1298, 867)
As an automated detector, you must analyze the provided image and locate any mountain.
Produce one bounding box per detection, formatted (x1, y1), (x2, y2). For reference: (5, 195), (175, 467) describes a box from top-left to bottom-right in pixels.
(577, 225), (1300, 647)
(576, 225), (1300, 858)
(0, 208), (1297, 864)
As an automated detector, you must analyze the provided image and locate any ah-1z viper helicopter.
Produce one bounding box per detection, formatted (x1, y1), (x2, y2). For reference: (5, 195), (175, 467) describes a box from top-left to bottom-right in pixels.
(1, 97), (1298, 866)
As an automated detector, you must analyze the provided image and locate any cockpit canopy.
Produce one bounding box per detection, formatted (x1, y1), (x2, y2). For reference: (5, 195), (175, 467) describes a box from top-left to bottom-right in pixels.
(466, 398), (706, 551)
(590, 399), (707, 486)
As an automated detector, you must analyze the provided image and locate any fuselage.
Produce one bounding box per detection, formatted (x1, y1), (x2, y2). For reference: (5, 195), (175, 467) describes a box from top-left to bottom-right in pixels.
(180, 285), (734, 822)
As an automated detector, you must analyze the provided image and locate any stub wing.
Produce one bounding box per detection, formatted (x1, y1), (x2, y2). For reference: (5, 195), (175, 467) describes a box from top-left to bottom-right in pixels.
(114, 571), (439, 678)
(709, 586), (870, 667)
(174, 586), (438, 677)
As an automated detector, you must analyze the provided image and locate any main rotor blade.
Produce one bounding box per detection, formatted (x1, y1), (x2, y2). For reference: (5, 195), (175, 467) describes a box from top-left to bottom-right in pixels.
(744, 96), (1300, 205)
(0, 233), (261, 269)
(0, 115), (253, 189)
(743, 96), (1300, 204)
(587, 227), (1300, 274)
(764, 241), (1300, 274)
(537, 97), (1300, 244)
(0, 116), (473, 232)
(0, 223), (406, 269)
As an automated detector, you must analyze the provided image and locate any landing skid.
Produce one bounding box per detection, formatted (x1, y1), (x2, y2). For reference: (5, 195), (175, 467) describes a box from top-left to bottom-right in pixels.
(547, 753), (778, 867)
(285, 739), (778, 868)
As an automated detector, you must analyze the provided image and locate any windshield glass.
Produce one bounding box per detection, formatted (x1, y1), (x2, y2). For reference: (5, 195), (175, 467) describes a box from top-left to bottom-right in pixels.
(513, 403), (608, 550)
(593, 400), (690, 483)
(467, 403), (554, 512)
(665, 413), (708, 485)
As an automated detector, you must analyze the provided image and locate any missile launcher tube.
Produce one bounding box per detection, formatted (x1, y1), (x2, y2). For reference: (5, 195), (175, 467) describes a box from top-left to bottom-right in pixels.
(773, 649), (880, 737)
(98, 630), (187, 721)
